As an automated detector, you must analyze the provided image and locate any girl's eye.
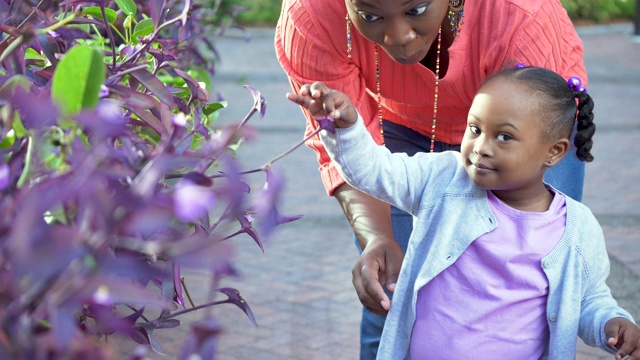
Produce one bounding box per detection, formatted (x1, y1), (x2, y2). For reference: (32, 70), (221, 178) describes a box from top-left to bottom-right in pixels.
(497, 133), (512, 141)
(407, 4), (428, 16)
(469, 125), (480, 135)
(358, 12), (381, 22)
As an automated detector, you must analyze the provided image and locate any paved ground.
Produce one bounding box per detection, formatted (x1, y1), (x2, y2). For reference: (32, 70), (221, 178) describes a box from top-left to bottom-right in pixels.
(141, 23), (640, 359)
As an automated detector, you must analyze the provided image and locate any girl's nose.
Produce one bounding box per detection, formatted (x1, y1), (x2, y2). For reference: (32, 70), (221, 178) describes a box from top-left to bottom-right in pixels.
(473, 135), (493, 157)
(383, 19), (416, 47)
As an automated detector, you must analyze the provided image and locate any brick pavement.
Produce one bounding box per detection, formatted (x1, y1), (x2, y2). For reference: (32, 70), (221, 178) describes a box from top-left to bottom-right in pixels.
(132, 24), (640, 359)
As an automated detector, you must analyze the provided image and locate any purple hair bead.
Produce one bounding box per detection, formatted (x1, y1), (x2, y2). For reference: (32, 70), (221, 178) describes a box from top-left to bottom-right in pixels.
(567, 76), (582, 91)
(515, 62), (526, 68)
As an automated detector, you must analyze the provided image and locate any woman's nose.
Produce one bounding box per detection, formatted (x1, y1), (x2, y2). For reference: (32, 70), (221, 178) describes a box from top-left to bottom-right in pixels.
(383, 19), (416, 46)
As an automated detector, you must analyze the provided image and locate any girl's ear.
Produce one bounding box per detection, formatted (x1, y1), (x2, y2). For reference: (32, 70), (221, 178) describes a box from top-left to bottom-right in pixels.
(545, 138), (571, 168)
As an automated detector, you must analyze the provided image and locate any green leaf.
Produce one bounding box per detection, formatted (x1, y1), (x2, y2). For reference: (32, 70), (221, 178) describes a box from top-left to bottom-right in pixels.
(12, 112), (28, 138)
(203, 101), (227, 116)
(116, 0), (137, 17)
(51, 45), (106, 117)
(83, 6), (118, 24)
(132, 18), (155, 43)
(0, 129), (15, 148)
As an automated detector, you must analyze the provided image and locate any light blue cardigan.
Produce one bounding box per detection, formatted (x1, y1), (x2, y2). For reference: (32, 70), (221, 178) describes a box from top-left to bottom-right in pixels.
(320, 119), (634, 359)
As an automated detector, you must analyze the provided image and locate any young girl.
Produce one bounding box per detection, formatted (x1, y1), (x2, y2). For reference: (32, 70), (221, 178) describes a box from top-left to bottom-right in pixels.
(286, 66), (640, 359)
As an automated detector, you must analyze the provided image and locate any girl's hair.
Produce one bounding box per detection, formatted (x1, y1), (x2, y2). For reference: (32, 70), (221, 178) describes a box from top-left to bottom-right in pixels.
(485, 66), (595, 162)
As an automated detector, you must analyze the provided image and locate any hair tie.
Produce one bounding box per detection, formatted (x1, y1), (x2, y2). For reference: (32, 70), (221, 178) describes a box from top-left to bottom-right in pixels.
(515, 62), (526, 68)
(567, 76), (587, 93)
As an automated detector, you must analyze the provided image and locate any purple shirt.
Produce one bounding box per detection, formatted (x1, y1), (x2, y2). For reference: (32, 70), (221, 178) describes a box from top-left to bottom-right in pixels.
(410, 190), (566, 359)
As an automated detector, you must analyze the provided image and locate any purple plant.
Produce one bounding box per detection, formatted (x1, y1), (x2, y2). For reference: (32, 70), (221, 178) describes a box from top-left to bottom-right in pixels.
(0, 1), (316, 358)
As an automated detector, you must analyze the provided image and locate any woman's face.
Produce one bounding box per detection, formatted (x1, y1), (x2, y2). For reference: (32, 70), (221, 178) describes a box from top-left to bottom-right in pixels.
(345, 0), (449, 64)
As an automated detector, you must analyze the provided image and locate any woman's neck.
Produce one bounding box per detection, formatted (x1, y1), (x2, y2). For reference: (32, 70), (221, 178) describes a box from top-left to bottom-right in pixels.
(420, 19), (455, 77)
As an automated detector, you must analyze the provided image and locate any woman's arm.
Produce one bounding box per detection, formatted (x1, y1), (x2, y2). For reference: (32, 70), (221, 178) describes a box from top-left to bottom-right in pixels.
(334, 183), (403, 315)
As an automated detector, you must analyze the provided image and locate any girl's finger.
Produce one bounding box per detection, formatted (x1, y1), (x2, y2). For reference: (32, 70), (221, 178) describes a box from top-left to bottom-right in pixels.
(309, 81), (330, 98)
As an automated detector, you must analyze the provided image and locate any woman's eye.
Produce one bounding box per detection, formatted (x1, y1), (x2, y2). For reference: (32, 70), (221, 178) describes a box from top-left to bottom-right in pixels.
(358, 12), (381, 22)
(469, 125), (480, 135)
(497, 133), (512, 141)
(407, 4), (428, 16)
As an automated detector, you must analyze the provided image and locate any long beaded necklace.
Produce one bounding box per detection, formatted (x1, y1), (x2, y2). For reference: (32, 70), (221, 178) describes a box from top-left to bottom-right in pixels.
(373, 27), (442, 152)
(346, 16), (454, 152)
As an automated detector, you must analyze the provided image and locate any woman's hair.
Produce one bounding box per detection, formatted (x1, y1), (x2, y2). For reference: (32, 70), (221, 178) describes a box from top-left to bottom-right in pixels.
(484, 66), (595, 162)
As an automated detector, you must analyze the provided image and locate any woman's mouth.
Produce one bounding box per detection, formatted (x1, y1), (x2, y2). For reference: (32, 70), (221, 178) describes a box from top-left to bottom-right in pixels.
(394, 52), (422, 64)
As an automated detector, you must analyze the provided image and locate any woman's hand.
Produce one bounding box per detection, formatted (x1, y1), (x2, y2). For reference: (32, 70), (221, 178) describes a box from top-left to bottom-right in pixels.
(286, 81), (358, 128)
(334, 183), (403, 315)
(605, 317), (640, 359)
(352, 235), (403, 315)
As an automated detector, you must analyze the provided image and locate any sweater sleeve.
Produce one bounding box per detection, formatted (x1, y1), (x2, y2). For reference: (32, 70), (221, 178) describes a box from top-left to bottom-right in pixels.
(275, 0), (380, 196)
(319, 115), (458, 216)
(577, 210), (634, 353)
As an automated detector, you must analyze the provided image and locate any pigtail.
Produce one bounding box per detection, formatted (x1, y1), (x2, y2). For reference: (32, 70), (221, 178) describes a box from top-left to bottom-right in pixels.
(574, 91), (595, 162)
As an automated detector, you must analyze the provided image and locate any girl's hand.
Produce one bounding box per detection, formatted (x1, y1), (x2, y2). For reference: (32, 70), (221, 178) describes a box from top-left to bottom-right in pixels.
(605, 317), (640, 359)
(286, 81), (358, 128)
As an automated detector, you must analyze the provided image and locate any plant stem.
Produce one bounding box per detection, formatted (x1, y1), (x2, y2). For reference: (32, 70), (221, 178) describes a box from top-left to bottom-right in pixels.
(0, 0), (45, 48)
(16, 134), (34, 188)
(162, 299), (226, 320)
(209, 127), (323, 179)
(180, 276), (196, 308)
(99, 5), (118, 70)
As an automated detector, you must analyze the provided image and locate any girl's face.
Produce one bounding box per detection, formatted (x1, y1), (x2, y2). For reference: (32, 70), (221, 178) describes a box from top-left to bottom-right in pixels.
(345, 0), (448, 64)
(460, 79), (567, 204)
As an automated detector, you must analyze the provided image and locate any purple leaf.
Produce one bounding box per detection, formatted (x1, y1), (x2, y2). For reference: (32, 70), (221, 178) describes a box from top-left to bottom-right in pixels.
(243, 85), (267, 119)
(107, 84), (158, 108)
(174, 68), (208, 102)
(128, 105), (169, 137)
(218, 288), (257, 326)
(11, 86), (59, 129)
(129, 69), (175, 107)
(136, 326), (166, 355)
(237, 213), (263, 252)
(149, 0), (167, 28)
(173, 263), (185, 308)
(179, 317), (220, 360)
(253, 169), (301, 239)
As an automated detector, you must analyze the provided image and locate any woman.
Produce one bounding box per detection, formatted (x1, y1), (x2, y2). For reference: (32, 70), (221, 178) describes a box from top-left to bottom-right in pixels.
(275, 0), (588, 358)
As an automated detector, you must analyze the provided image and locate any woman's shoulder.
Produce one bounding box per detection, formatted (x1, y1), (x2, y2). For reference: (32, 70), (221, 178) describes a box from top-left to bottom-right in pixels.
(279, 0), (346, 32)
(474, 0), (565, 17)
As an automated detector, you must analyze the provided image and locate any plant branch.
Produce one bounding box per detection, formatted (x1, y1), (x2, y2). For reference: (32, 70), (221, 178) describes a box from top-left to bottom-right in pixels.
(16, 134), (34, 188)
(162, 299), (226, 320)
(99, 5), (118, 70)
(107, 64), (150, 81)
(0, 0), (46, 48)
(209, 127), (323, 179)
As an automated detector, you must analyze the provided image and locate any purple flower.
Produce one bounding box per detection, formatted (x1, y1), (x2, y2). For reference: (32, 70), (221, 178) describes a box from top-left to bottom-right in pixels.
(173, 179), (216, 222)
(317, 116), (335, 134)
(173, 112), (187, 127)
(99, 84), (109, 98)
(0, 163), (9, 191)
